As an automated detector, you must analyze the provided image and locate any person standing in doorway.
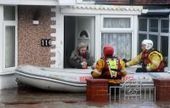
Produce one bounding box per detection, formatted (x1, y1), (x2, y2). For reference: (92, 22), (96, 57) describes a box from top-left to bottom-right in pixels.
(69, 42), (94, 69)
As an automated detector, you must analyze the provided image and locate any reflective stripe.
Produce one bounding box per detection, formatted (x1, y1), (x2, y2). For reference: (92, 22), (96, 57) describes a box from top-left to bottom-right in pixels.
(107, 59), (118, 70)
(106, 58), (119, 78)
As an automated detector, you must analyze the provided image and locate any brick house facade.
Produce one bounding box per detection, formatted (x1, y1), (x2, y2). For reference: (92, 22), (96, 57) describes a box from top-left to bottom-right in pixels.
(18, 6), (56, 67)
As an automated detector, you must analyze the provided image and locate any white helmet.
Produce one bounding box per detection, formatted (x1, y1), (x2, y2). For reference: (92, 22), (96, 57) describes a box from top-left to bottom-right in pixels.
(141, 39), (153, 50)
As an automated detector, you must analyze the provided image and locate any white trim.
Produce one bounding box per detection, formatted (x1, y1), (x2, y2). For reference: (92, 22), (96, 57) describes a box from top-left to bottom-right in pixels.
(0, 0), (58, 6)
(168, 14), (170, 72)
(61, 5), (143, 15)
(0, 71), (15, 76)
(50, 57), (56, 61)
(50, 64), (56, 68)
(101, 29), (133, 33)
(51, 40), (56, 45)
(50, 7), (57, 68)
(95, 15), (101, 61)
(58, 0), (76, 5)
(147, 18), (149, 38)
(51, 17), (56, 21)
(148, 9), (170, 13)
(158, 18), (161, 50)
(52, 7), (64, 68)
(160, 33), (169, 36)
(76, 0), (95, 4)
(50, 25), (56, 29)
(50, 33), (56, 37)
(132, 16), (138, 58)
(0, 6), (3, 73)
(50, 49), (56, 53)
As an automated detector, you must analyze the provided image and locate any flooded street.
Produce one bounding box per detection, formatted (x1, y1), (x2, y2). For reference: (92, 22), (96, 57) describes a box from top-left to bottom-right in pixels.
(0, 87), (170, 108)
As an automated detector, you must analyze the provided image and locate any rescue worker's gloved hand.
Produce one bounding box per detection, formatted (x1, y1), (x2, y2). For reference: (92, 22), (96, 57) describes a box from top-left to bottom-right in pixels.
(123, 58), (128, 63)
(123, 58), (129, 67)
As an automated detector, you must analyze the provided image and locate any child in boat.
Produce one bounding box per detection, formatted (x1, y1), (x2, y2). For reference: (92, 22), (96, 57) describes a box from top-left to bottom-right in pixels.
(69, 42), (94, 69)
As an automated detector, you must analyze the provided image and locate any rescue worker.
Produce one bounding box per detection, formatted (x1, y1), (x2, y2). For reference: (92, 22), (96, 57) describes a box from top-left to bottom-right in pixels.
(125, 39), (165, 72)
(69, 42), (94, 69)
(91, 44), (127, 84)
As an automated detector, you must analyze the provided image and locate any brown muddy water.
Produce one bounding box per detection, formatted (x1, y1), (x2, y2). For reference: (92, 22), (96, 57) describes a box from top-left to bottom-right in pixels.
(0, 87), (170, 108)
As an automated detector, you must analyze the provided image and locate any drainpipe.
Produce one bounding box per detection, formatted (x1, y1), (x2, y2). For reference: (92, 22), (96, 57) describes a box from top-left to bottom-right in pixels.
(168, 13), (170, 72)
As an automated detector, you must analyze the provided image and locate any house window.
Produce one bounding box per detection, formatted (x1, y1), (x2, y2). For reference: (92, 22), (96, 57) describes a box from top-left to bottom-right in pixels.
(138, 34), (147, 52)
(138, 17), (169, 63)
(2, 6), (17, 71)
(161, 36), (168, 57)
(4, 6), (15, 21)
(139, 18), (147, 31)
(149, 19), (158, 32)
(5, 26), (15, 68)
(149, 34), (158, 49)
(101, 16), (132, 59)
(103, 18), (130, 28)
(101, 33), (132, 59)
(161, 19), (169, 33)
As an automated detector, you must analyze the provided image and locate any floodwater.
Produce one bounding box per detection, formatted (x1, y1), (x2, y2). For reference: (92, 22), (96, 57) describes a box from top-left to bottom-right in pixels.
(0, 87), (170, 108)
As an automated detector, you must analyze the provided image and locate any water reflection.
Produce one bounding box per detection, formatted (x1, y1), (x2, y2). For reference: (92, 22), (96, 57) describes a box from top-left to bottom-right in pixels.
(0, 87), (170, 108)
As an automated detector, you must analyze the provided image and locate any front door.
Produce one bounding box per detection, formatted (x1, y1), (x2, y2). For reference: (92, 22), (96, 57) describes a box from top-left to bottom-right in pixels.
(64, 16), (95, 68)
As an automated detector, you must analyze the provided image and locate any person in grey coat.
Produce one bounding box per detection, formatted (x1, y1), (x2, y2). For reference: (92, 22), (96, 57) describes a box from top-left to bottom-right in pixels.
(69, 42), (94, 69)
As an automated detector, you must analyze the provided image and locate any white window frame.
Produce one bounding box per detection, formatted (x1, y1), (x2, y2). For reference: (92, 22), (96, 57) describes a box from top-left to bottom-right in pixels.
(0, 6), (3, 72)
(100, 15), (137, 59)
(76, 0), (95, 4)
(101, 15), (133, 33)
(2, 6), (17, 72)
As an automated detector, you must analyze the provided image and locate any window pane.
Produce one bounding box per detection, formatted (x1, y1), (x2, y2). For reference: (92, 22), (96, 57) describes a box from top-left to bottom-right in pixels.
(101, 33), (132, 59)
(4, 6), (15, 20)
(149, 19), (158, 32)
(5, 26), (15, 68)
(161, 36), (168, 65)
(138, 34), (147, 53)
(139, 18), (147, 31)
(161, 36), (168, 57)
(103, 18), (130, 28)
(161, 20), (169, 33)
(149, 35), (158, 49)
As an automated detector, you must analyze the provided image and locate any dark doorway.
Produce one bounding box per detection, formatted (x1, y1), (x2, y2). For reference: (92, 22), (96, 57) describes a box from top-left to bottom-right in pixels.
(64, 16), (76, 68)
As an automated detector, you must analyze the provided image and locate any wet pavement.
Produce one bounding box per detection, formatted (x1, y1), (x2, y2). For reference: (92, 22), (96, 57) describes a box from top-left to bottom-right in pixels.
(0, 87), (170, 108)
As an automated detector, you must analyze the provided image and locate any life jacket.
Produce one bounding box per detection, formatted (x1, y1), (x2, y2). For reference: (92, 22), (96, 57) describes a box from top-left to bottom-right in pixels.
(101, 57), (122, 79)
(141, 50), (165, 72)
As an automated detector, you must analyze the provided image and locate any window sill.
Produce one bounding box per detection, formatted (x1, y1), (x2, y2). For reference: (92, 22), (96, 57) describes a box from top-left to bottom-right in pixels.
(0, 71), (15, 76)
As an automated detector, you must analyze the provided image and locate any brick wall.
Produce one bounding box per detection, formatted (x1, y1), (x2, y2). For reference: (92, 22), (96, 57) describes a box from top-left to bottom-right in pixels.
(134, 0), (170, 5)
(18, 6), (56, 67)
(86, 79), (109, 103)
(154, 79), (170, 101)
